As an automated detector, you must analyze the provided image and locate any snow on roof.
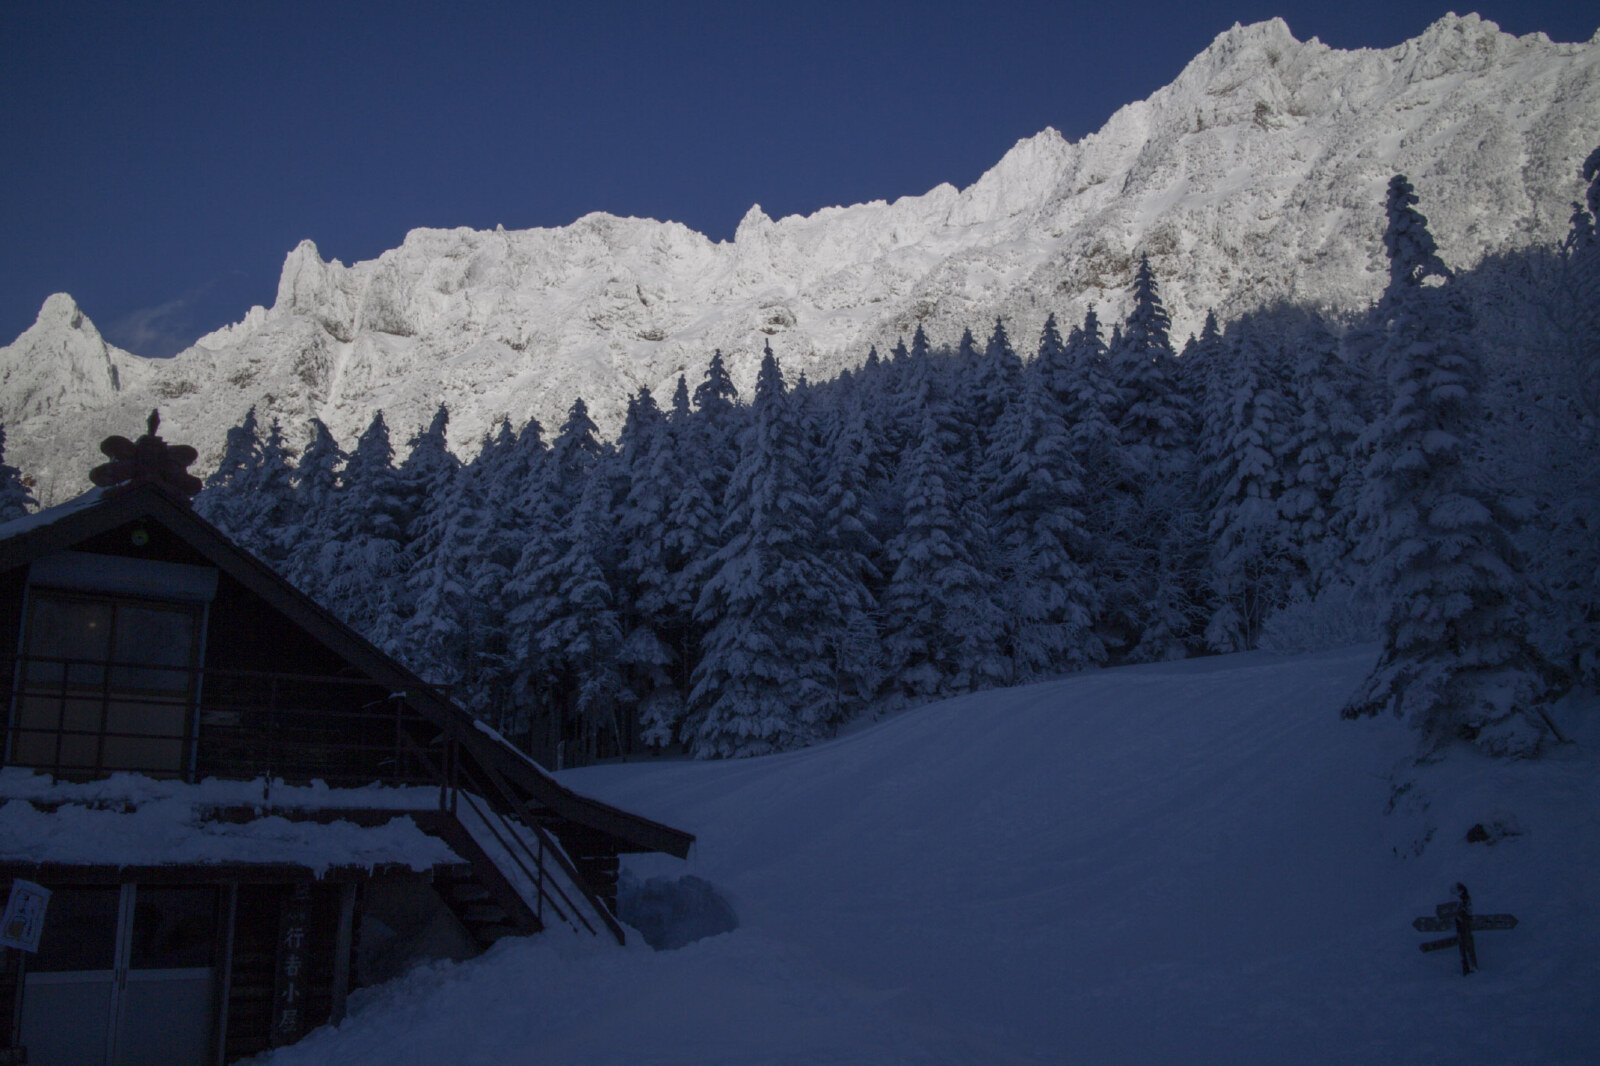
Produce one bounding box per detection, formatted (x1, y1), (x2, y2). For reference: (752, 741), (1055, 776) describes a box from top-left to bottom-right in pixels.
(0, 767), (442, 810)
(474, 719), (561, 786)
(0, 486), (105, 542)
(0, 769), (459, 874)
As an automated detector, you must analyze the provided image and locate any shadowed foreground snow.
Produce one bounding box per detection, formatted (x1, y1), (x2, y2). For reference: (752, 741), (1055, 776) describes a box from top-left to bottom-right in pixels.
(260, 646), (1599, 1065)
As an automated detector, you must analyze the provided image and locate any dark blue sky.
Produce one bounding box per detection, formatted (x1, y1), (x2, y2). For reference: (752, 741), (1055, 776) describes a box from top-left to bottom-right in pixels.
(2, 1), (1593, 357)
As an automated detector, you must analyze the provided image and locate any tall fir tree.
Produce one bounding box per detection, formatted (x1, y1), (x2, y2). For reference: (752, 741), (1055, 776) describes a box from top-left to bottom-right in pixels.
(1537, 147), (1600, 683)
(1277, 311), (1364, 595)
(463, 417), (539, 732)
(1344, 175), (1558, 755)
(881, 407), (1007, 704)
(1179, 310), (1227, 422)
(0, 427), (35, 523)
(661, 354), (744, 690)
(401, 407), (493, 690)
(1106, 260), (1202, 661)
(984, 368), (1102, 679)
(282, 418), (346, 593)
(967, 318), (1024, 469)
(614, 388), (687, 748)
(686, 348), (875, 757)
(1030, 312), (1070, 400)
(196, 406), (262, 540)
(322, 411), (409, 653)
(396, 404), (461, 542)
(1113, 256), (1191, 467)
(1199, 319), (1294, 651)
(240, 417), (297, 565)
(529, 470), (630, 763)
(504, 398), (612, 750)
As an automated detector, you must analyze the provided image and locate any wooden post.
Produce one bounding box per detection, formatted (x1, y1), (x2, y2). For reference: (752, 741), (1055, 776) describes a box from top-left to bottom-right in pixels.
(266, 674), (279, 796)
(212, 883), (238, 1066)
(1453, 885), (1478, 976)
(5, 946), (24, 1053)
(330, 883), (357, 1025)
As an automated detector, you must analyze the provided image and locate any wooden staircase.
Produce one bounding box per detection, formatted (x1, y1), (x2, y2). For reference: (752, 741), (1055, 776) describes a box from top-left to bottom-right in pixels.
(431, 862), (528, 947)
(411, 812), (543, 946)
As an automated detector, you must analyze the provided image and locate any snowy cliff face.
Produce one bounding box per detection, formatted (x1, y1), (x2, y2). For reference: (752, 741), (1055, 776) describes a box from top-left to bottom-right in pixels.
(4, 14), (1598, 496)
(0, 294), (130, 423)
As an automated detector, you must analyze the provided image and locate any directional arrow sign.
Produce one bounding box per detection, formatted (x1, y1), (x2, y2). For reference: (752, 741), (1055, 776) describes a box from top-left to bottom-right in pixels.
(1414, 914), (1519, 933)
(1420, 936), (1459, 953)
(1470, 914), (1518, 931)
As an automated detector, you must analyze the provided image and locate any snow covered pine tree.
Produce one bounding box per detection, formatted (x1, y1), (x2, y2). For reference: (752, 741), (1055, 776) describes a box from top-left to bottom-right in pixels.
(0, 427), (35, 522)
(1343, 175), (1559, 756)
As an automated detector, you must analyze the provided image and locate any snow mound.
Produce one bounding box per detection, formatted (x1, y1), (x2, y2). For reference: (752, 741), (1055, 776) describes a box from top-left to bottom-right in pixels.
(256, 647), (1600, 1065)
(617, 872), (738, 951)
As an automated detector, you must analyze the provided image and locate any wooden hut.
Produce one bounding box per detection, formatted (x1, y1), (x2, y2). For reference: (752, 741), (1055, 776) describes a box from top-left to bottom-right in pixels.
(0, 416), (692, 1064)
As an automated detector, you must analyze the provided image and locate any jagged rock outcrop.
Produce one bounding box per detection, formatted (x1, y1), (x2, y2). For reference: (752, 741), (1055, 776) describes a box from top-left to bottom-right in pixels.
(0, 293), (128, 422)
(4, 14), (1598, 498)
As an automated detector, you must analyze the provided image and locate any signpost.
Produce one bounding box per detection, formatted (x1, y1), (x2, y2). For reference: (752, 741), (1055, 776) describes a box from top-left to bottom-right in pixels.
(1413, 883), (1517, 975)
(0, 880), (51, 1065)
(0, 880), (50, 953)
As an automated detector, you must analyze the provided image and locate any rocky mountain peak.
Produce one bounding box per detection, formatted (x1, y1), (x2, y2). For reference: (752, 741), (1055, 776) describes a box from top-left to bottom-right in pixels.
(0, 294), (123, 428)
(3, 15), (1597, 501)
(37, 292), (89, 332)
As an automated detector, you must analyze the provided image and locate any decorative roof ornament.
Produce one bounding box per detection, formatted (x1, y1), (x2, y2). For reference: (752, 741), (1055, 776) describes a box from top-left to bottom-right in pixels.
(89, 409), (204, 500)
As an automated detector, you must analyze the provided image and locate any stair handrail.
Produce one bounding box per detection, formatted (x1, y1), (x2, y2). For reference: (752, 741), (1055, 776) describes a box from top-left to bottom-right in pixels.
(455, 761), (599, 936)
(454, 783), (581, 932)
(462, 755), (628, 945)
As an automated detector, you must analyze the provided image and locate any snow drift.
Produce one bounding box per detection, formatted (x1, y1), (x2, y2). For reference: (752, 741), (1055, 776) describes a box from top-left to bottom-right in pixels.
(256, 646), (1600, 1065)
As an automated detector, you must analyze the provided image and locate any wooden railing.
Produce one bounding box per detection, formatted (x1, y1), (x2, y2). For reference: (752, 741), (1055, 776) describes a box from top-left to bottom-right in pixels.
(3, 653), (444, 788)
(1, 653), (623, 942)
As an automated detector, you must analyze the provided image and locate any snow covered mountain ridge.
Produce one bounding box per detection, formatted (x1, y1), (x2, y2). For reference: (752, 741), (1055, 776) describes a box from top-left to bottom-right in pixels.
(4, 13), (1598, 497)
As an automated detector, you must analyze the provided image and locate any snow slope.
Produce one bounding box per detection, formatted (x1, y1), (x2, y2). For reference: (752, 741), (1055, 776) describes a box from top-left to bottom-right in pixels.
(257, 646), (1600, 1065)
(5, 14), (1599, 498)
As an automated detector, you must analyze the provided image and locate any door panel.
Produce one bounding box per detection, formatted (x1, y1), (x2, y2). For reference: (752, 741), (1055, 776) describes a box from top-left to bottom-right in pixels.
(17, 884), (221, 1066)
(18, 975), (116, 1066)
(118, 970), (215, 1066)
(20, 887), (121, 1066)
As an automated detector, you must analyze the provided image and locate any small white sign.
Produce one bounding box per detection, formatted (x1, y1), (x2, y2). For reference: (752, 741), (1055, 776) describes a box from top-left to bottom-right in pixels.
(0, 880), (51, 953)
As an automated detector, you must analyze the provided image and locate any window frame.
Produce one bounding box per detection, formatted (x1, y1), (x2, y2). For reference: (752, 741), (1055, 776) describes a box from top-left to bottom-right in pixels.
(8, 588), (209, 780)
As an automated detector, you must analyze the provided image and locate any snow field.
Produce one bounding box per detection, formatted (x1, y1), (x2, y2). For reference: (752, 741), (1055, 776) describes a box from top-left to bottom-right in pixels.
(259, 646), (1600, 1064)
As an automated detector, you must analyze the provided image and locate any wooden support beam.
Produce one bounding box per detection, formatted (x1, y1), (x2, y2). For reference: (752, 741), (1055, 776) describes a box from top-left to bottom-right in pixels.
(330, 883), (357, 1025)
(213, 883), (238, 1066)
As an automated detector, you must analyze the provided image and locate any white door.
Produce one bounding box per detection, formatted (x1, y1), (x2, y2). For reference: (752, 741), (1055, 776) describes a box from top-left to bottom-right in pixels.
(19, 884), (219, 1066)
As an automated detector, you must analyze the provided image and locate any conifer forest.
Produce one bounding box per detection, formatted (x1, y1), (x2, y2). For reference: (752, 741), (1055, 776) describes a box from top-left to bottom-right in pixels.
(24, 156), (1589, 768)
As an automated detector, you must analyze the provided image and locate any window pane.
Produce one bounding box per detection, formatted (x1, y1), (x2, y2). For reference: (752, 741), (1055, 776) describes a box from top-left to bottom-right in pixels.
(101, 699), (187, 775)
(11, 695), (107, 772)
(30, 887), (121, 972)
(129, 886), (217, 969)
(111, 605), (195, 692)
(25, 598), (111, 686)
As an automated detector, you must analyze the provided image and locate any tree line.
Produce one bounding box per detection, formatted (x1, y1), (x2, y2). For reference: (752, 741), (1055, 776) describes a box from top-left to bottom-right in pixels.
(5, 148), (1593, 766)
